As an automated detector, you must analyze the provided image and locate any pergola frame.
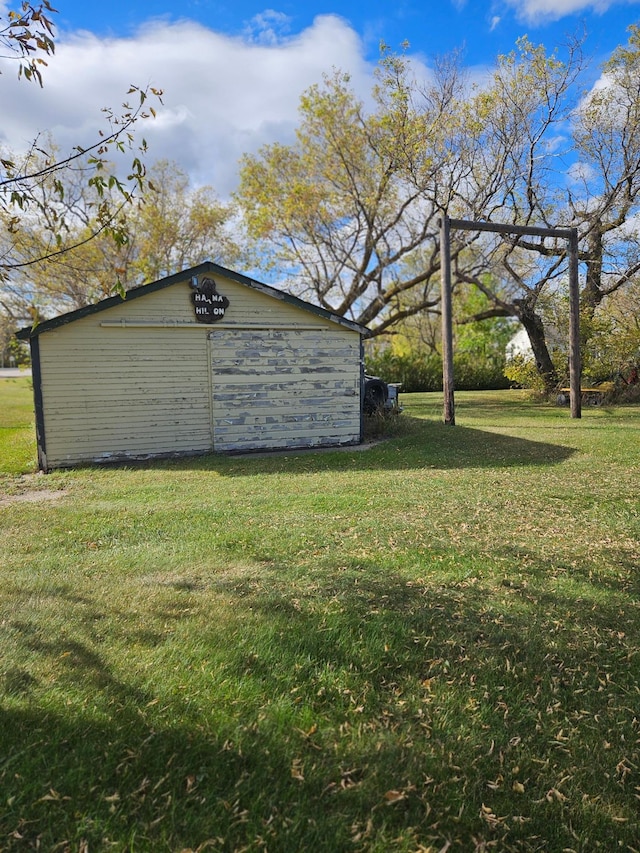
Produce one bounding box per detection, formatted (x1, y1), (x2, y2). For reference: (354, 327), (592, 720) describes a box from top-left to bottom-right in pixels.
(439, 215), (581, 424)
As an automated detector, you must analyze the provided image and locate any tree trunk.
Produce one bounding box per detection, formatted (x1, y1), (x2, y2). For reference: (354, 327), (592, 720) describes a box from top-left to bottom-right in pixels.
(517, 304), (559, 393)
(580, 224), (605, 351)
(582, 225), (604, 313)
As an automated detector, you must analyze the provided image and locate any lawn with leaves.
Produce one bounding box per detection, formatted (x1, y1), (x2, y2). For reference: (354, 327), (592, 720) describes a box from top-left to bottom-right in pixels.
(1, 386), (639, 852)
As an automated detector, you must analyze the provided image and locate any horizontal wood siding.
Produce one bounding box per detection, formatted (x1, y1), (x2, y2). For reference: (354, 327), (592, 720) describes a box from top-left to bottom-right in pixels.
(210, 328), (361, 452)
(93, 274), (337, 330)
(36, 274), (363, 467)
(39, 320), (211, 467)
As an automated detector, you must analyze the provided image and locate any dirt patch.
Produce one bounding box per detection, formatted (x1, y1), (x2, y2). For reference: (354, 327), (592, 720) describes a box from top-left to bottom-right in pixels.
(0, 489), (67, 508)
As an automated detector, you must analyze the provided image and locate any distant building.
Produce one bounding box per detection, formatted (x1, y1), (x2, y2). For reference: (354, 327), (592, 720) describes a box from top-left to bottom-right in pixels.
(505, 327), (533, 360)
(505, 324), (566, 361)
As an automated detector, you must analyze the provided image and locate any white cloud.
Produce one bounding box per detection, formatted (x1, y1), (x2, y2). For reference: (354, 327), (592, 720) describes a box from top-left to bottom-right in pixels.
(502, 0), (638, 24)
(242, 10), (293, 45)
(567, 160), (597, 183)
(0, 15), (378, 198)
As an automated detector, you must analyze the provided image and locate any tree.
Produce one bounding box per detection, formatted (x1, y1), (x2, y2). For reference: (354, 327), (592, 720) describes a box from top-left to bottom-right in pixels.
(1, 159), (240, 317)
(582, 279), (640, 384)
(0, 0), (55, 86)
(235, 40), (588, 351)
(439, 36), (586, 391)
(236, 31), (640, 392)
(453, 28), (640, 391)
(0, 2), (162, 288)
(236, 47), (474, 337)
(567, 26), (640, 331)
(126, 159), (240, 285)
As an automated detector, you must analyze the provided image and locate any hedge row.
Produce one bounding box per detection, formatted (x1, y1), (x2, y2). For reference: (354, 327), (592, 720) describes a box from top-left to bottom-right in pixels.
(365, 350), (511, 393)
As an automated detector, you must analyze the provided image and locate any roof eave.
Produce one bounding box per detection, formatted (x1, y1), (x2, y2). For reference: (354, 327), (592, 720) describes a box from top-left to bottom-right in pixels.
(16, 261), (370, 339)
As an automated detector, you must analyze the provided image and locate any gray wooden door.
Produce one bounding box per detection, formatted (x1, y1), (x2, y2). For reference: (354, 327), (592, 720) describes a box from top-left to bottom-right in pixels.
(208, 328), (361, 452)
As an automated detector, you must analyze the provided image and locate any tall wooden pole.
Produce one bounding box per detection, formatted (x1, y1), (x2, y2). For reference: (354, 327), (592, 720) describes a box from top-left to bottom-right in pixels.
(439, 215), (455, 425)
(568, 227), (582, 419)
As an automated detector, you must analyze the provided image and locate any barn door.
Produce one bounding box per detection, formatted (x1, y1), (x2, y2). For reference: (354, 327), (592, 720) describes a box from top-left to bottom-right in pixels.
(208, 328), (360, 453)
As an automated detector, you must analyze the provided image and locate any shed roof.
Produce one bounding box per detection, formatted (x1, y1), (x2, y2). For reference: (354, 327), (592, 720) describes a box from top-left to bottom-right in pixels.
(17, 261), (370, 340)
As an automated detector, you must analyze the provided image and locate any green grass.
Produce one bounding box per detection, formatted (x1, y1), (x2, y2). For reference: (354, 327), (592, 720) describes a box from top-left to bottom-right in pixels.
(0, 376), (37, 477)
(1, 387), (640, 851)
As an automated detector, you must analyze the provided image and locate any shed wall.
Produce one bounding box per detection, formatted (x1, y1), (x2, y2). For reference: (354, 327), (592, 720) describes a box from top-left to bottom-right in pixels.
(36, 273), (363, 468)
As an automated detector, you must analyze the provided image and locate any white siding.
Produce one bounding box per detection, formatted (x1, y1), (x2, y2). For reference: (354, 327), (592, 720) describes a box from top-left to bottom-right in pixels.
(91, 275), (340, 330)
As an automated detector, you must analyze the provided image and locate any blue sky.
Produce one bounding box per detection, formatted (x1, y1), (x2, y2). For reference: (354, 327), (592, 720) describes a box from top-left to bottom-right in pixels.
(52, 0), (640, 65)
(2, 0), (640, 196)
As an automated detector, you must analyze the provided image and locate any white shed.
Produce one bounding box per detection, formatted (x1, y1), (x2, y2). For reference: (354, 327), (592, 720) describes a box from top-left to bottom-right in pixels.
(17, 263), (369, 471)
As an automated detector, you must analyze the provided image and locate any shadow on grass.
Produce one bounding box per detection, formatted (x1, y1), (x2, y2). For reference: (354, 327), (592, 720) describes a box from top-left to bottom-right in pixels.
(114, 417), (577, 479)
(2, 556), (639, 851)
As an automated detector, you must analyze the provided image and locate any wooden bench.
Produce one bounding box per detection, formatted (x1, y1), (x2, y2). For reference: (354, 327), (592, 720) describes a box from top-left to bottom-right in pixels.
(556, 382), (614, 406)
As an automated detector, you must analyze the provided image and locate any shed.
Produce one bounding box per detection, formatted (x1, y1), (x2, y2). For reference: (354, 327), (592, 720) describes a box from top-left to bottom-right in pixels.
(17, 262), (369, 471)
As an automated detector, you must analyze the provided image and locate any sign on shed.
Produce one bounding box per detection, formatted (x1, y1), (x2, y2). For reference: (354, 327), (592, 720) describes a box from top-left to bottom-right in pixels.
(17, 262), (368, 471)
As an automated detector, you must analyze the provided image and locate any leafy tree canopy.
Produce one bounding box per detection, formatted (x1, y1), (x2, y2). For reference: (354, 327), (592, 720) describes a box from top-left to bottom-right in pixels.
(2, 159), (240, 319)
(236, 29), (640, 391)
(0, 2), (162, 304)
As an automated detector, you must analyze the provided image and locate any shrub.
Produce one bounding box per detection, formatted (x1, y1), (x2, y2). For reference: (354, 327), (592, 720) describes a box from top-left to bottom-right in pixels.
(503, 354), (547, 392)
(366, 349), (510, 392)
(454, 353), (511, 391)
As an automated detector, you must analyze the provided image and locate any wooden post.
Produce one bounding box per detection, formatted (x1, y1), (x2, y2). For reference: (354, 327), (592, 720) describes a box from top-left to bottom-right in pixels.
(439, 215), (455, 425)
(568, 227), (582, 419)
(441, 217), (580, 421)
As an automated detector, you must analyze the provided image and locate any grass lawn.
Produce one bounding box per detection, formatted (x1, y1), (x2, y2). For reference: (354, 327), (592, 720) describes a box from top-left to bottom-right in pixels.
(0, 376), (36, 476)
(1, 383), (639, 851)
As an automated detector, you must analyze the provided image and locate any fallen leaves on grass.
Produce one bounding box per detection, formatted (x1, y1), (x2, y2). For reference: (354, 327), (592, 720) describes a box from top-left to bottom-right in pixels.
(384, 789), (406, 804)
